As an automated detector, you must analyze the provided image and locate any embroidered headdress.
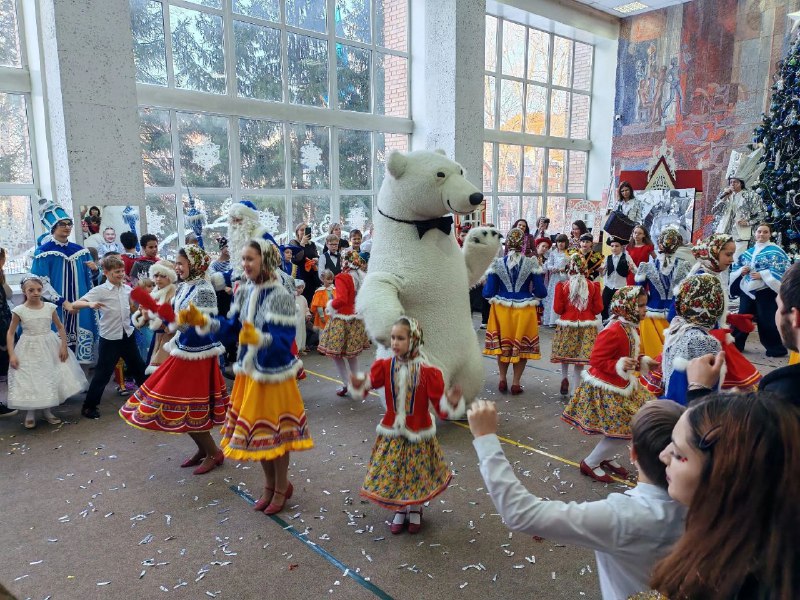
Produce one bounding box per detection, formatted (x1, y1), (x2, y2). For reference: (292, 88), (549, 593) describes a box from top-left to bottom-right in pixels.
(566, 252), (589, 311)
(395, 315), (423, 360)
(610, 285), (645, 324)
(506, 227), (525, 253)
(181, 244), (211, 281)
(674, 274), (725, 329)
(657, 226), (683, 255)
(342, 250), (367, 271)
(691, 234), (734, 273)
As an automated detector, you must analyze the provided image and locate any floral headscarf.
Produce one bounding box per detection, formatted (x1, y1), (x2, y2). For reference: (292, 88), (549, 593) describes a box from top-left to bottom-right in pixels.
(506, 228), (525, 253)
(610, 285), (645, 324)
(396, 315), (423, 360)
(674, 274), (724, 329)
(565, 252), (589, 311)
(657, 226), (683, 255)
(692, 234), (734, 273)
(181, 245), (211, 281)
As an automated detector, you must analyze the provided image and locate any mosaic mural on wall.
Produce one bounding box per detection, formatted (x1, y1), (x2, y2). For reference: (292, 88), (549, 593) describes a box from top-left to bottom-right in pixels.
(612, 0), (800, 237)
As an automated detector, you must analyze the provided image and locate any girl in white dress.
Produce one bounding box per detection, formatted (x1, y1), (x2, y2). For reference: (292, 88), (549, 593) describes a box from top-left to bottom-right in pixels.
(542, 234), (570, 327)
(295, 279), (311, 353)
(6, 275), (88, 428)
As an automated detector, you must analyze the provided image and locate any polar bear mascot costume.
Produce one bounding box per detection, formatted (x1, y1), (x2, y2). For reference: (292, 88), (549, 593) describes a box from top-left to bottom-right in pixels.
(356, 150), (502, 403)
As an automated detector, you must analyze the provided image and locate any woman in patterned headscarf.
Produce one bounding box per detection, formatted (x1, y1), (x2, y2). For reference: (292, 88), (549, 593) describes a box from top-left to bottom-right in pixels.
(121, 244), (229, 476)
(634, 226), (695, 357)
(550, 252), (604, 396)
(350, 316), (465, 535)
(482, 228), (547, 394)
(562, 285), (657, 483)
(318, 250), (371, 396)
(661, 274), (726, 405)
(679, 233), (761, 390)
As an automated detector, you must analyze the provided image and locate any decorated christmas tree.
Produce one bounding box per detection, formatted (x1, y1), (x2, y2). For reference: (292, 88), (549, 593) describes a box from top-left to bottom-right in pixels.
(752, 27), (800, 258)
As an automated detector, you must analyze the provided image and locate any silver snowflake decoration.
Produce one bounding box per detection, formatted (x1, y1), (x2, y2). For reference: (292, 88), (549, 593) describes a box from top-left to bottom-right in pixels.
(259, 209), (281, 234)
(191, 138), (221, 171)
(145, 205), (165, 237)
(346, 205), (368, 231)
(300, 140), (323, 171)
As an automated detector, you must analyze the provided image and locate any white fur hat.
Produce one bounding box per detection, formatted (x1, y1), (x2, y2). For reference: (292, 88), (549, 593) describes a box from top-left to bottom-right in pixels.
(149, 259), (177, 283)
(228, 200), (260, 223)
(294, 278), (306, 289)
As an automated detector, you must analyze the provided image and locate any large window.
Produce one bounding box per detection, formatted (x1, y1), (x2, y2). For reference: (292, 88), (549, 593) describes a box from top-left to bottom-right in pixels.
(483, 14), (593, 234)
(131, 0), (410, 246)
(0, 0), (39, 274)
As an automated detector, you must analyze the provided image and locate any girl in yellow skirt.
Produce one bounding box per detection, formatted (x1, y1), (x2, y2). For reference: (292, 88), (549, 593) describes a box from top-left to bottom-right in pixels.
(482, 227), (547, 394)
(200, 239), (314, 515)
(562, 286), (657, 483)
(634, 226), (695, 357)
(551, 253), (604, 396)
(318, 251), (370, 396)
(349, 316), (464, 535)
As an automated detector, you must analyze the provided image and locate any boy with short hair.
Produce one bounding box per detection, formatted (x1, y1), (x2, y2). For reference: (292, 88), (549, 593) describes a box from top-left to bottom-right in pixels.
(349, 229), (362, 253)
(469, 399), (686, 600)
(129, 233), (160, 285)
(71, 254), (146, 419)
(321, 233), (342, 275)
(601, 236), (630, 322)
(119, 231), (139, 276)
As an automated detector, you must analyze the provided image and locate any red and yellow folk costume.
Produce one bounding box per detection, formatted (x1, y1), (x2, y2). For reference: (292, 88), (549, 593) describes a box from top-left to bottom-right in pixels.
(318, 252), (370, 358)
(551, 254), (603, 365)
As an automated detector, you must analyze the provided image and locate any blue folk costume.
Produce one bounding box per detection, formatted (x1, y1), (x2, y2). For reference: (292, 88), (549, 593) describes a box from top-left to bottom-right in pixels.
(730, 240), (790, 357)
(31, 200), (98, 363)
(213, 240), (313, 461)
(483, 228), (547, 362)
(634, 227), (694, 358)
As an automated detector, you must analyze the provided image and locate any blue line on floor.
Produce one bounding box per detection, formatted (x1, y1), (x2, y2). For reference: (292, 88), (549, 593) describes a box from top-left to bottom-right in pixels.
(229, 486), (395, 600)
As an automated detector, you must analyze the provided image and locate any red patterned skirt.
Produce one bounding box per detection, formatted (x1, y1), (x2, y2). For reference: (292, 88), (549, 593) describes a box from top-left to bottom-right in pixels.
(119, 355), (229, 433)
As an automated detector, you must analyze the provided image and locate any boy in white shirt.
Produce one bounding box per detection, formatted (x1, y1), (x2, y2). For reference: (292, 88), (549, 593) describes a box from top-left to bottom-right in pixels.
(71, 255), (146, 419)
(469, 399), (686, 600)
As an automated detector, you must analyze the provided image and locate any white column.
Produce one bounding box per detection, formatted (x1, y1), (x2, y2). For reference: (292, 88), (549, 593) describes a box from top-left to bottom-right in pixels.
(411, 0), (486, 189)
(38, 0), (144, 220)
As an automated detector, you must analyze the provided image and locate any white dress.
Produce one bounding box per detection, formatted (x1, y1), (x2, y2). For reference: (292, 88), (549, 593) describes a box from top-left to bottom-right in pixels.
(295, 295), (310, 351)
(543, 249), (569, 326)
(7, 303), (88, 409)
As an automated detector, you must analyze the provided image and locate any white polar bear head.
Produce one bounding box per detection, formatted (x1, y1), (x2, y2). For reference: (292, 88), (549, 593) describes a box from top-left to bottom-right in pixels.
(377, 150), (484, 220)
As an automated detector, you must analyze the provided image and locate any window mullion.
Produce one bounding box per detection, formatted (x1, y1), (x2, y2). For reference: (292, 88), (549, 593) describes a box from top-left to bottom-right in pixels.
(223, 0), (236, 99)
(162, 2), (176, 89)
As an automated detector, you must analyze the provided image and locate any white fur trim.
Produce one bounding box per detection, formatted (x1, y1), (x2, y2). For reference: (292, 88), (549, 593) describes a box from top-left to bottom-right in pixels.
(329, 312), (362, 322)
(725, 332), (735, 344)
(131, 310), (146, 328)
(672, 356), (689, 372)
(209, 271), (226, 291)
(144, 365), (158, 375)
(581, 369), (635, 397)
(195, 323), (212, 336)
(615, 357), (633, 381)
(148, 314), (164, 331)
(347, 372), (370, 400)
(233, 359), (303, 383)
(266, 313), (298, 327)
(35, 248), (91, 262)
(555, 318), (602, 327)
(376, 421), (437, 442)
(227, 201), (260, 222)
(438, 394), (466, 420)
(639, 356), (658, 377)
(149, 262), (177, 282)
(489, 297), (541, 307)
(170, 346), (225, 360)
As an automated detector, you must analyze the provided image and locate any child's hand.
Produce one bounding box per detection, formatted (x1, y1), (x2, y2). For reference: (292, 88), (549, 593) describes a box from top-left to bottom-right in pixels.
(59, 345), (68, 362)
(86, 261), (98, 271)
(445, 384), (462, 408)
(62, 300), (75, 313)
(620, 357), (637, 372)
(9, 355), (19, 369)
(467, 400), (498, 438)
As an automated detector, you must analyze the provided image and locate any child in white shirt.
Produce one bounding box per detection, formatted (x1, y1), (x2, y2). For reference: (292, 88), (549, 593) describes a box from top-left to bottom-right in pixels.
(294, 279), (311, 353)
(469, 399), (687, 600)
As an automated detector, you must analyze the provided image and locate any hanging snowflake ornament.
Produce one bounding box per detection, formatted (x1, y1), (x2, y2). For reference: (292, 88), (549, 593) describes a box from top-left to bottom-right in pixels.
(191, 138), (221, 171)
(300, 139), (323, 171)
(259, 209), (281, 234)
(346, 205), (368, 231)
(145, 205), (166, 237)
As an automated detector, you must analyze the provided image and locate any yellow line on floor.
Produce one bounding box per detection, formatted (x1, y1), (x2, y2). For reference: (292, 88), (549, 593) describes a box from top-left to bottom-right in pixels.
(304, 367), (632, 486)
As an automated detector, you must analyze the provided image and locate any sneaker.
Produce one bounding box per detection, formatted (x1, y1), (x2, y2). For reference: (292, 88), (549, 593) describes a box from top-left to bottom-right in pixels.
(0, 405), (18, 418)
(81, 406), (101, 420)
(479, 323), (487, 329)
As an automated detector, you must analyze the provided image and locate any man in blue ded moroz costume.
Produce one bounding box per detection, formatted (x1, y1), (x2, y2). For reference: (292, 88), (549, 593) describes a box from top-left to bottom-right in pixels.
(31, 199), (99, 363)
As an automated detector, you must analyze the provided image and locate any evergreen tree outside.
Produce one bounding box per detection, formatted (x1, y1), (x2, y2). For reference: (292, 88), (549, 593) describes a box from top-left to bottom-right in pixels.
(753, 28), (800, 257)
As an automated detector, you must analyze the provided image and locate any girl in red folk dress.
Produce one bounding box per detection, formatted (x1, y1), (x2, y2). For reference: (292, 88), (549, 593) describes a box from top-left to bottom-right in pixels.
(349, 317), (464, 535)
(120, 245), (229, 476)
(626, 225), (656, 286)
(318, 250), (370, 396)
(562, 286), (658, 483)
(551, 253), (604, 396)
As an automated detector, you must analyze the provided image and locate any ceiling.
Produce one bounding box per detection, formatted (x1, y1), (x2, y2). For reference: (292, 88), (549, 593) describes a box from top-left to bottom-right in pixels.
(570, 0), (693, 17)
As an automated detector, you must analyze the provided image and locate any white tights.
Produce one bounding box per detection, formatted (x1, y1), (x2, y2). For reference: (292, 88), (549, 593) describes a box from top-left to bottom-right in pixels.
(333, 357), (360, 388)
(584, 437), (628, 468)
(560, 364), (584, 391)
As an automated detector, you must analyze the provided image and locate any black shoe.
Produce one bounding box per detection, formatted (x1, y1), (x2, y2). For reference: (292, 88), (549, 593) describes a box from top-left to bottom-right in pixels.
(0, 405), (19, 418)
(81, 407), (101, 419)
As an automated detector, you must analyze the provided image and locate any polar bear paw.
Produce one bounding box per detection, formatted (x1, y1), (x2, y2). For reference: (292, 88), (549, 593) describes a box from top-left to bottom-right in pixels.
(464, 226), (503, 286)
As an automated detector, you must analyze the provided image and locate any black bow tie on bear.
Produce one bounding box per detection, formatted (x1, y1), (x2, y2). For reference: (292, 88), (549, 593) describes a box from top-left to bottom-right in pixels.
(414, 215), (454, 238)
